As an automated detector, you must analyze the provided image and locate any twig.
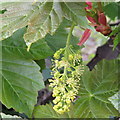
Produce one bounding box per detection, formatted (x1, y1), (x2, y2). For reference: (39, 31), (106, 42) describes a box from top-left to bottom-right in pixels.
(109, 20), (120, 26)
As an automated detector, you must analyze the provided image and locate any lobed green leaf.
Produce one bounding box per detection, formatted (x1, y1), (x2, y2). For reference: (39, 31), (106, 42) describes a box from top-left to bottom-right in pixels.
(0, 27), (54, 60)
(0, 50), (45, 117)
(73, 60), (119, 118)
(1, 2), (88, 46)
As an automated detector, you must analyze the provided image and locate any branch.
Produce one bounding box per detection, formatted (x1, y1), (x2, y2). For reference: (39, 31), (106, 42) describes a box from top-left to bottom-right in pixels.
(109, 20), (120, 26)
(87, 37), (120, 71)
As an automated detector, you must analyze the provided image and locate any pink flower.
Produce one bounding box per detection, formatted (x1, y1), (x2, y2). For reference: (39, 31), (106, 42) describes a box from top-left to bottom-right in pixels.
(85, 1), (92, 10)
(77, 29), (91, 46)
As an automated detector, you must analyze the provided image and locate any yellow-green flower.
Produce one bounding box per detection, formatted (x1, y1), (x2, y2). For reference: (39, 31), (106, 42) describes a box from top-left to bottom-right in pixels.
(49, 47), (84, 114)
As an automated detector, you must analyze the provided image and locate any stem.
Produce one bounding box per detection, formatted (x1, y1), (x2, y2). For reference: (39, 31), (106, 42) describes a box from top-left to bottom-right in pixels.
(65, 22), (76, 59)
(97, 2), (103, 13)
(110, 20), (120, 26)
(66, 22), (76, 48)
(64, 22), (75, 77)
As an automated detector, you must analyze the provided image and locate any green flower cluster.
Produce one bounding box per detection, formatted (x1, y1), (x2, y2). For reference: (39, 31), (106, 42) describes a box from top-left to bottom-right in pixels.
(49, 47), (84, 114)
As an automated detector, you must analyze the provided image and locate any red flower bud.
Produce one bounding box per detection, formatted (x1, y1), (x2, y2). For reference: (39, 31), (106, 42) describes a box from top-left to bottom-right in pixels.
(85, 1), (92, 10)
(98, 12), (107, 26)
(78, 29), (91, 46)
(87, 16), (97, 25)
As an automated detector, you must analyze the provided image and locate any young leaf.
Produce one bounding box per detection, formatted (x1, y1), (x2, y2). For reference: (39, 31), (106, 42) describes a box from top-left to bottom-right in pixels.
(0, 50), (45, 117)
(73, 60), (119, 118)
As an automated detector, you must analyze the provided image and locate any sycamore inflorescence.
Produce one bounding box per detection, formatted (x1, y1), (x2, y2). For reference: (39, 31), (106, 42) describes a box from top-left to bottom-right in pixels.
(49, 22), (84, 114)
(49, 46), (84, 114)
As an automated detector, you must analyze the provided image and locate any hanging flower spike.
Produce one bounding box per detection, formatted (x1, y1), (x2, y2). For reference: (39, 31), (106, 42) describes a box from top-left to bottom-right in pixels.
(77, 29), (91, 46)
(98, 12), (107, 26)
(85, 0), (92, 10)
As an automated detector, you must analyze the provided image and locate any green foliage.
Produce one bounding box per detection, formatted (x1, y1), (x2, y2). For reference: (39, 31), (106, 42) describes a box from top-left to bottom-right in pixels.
(103, 2), (120, 20)
(35, 59), (46, 72)
(0, 27), (54, 60)
(109, 25), (120, 37)
(24, 2), (63, 46)
(45, 19), (80, 51)
(0, 2), (88, 46)
(0, 20), (79, 60)
(33, 104), (75, 118)
(0, 9), (7, 14)
(61, 2), (88, 28)
(33, 104), (64, 118)
(33, 60), (119, 118)
(0, 1), (119, 118)
(0, 49), (45, 117)
(109, 25), (120, 48)
(73, 60), (119, 118)
(108, 91), (120, 112)
(113, 32), (120, 48)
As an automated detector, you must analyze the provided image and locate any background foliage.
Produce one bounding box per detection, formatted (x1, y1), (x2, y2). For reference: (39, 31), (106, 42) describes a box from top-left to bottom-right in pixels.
(0, 1), (119, 119)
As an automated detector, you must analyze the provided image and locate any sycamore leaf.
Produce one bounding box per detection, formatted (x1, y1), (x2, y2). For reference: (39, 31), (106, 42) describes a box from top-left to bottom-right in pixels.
(103, 2), (120, 20)
(0, 20), (79, 60)
(45, 19), (81, 51)
(61, 2), (89, 28)
(0, 50), (45, 117)
(0, 20), (80, 61)
(1, 2), (88, 46)
(0, 2), (63, 46)
(0, 27), (54, 60)
(0, 2), (33, 40)
(73, 60), (119, 118)
(33, 104), (70, 118)
(33, 104), (60, 118)
(108, 91), (120, 112)
(24, 2), (64, 46)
